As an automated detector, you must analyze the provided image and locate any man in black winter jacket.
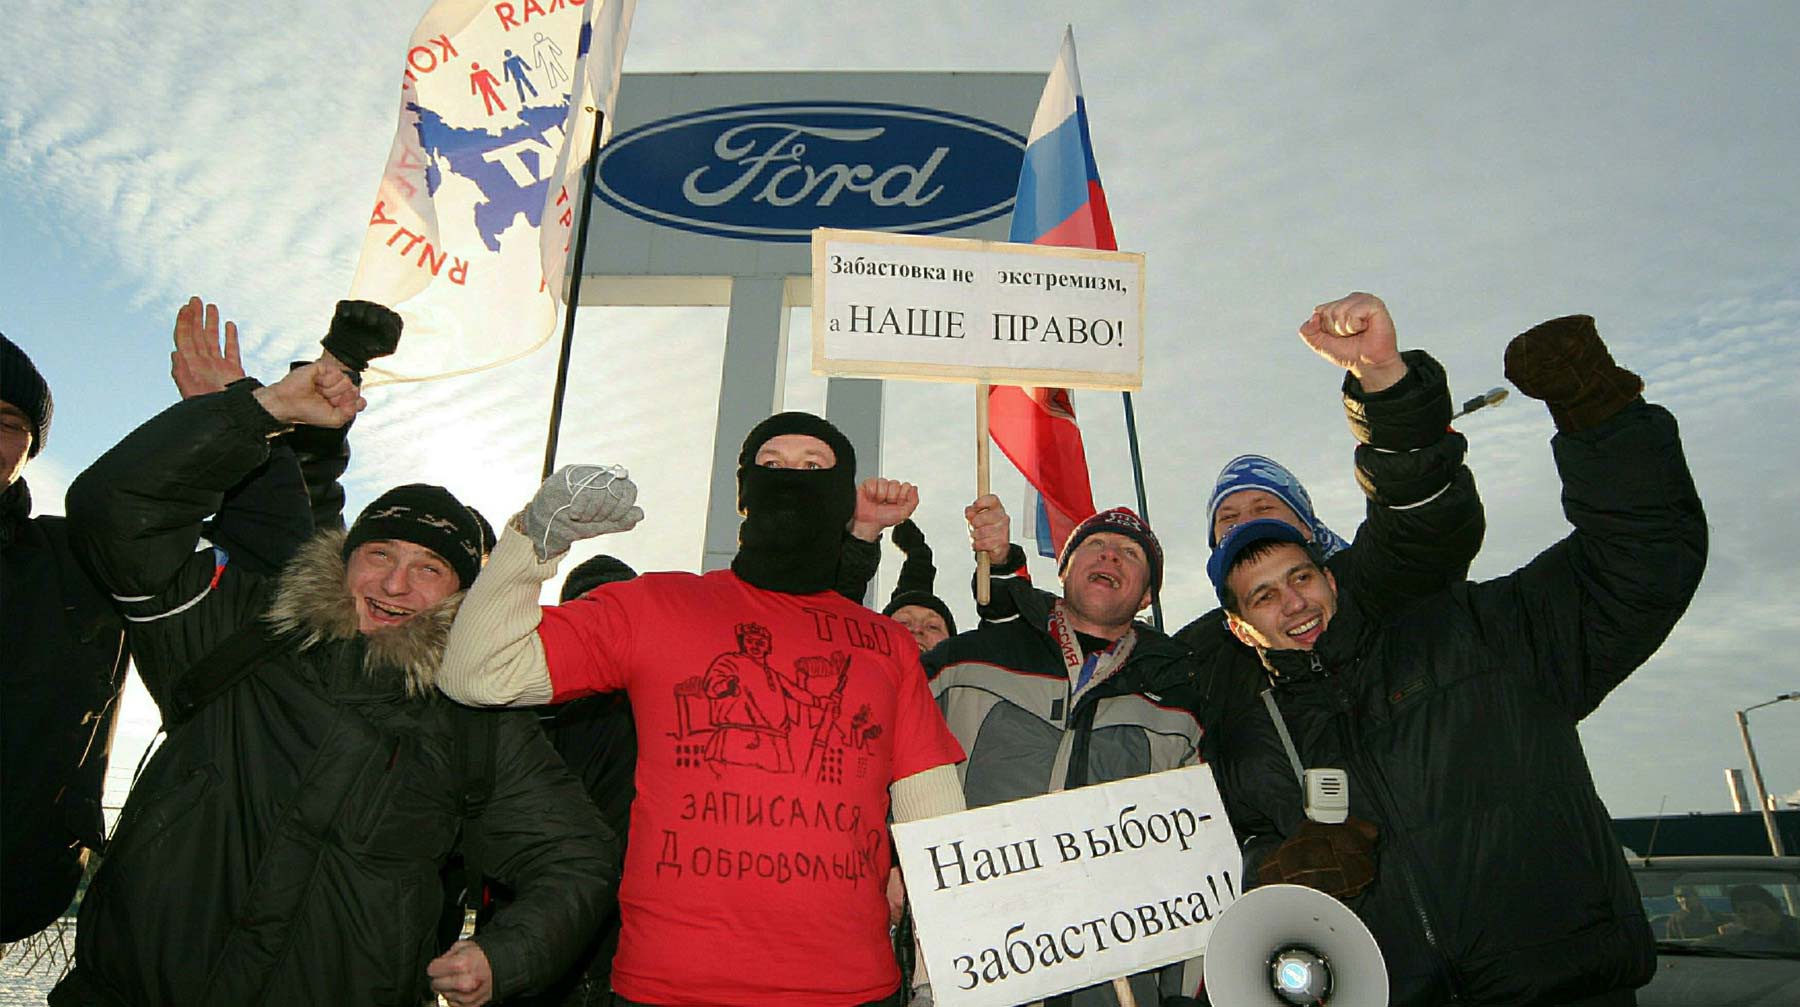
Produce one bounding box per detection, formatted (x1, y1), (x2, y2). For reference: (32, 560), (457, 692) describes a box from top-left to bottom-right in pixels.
(968, 294), (1487, 888)
(51, 325), (617, 1007)
(1211, 315), (1706, 1006)
(1176, 291), (1487, 749)
(1, 335), (128, 942)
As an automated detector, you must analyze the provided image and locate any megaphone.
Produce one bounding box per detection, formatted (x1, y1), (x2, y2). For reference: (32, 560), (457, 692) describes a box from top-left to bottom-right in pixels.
(1202, 884), (1388, 1006)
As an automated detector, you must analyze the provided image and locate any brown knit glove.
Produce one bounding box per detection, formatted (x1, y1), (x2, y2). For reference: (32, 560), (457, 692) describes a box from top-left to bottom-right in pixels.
(1258, 816), (1379, 901)
(1503, 314), (1643, 433)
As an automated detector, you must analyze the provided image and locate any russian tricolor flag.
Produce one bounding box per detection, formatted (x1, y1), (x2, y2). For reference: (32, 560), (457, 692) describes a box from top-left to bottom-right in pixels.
(990, 27), (1107, 558)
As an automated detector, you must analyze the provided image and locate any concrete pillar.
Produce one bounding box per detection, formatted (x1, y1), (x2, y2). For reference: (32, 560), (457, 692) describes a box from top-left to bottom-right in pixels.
(702, 277), (790, 572)
(825, 376), (885, 604)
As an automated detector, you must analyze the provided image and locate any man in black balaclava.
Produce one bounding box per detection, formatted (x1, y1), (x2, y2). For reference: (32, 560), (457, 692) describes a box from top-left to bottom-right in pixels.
(439, 411), (969, 1007)
(731, 411), (860, 593)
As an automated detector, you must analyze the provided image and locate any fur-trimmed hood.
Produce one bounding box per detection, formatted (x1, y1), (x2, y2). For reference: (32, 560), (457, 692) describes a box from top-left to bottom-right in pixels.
(263, 529), (463, 696)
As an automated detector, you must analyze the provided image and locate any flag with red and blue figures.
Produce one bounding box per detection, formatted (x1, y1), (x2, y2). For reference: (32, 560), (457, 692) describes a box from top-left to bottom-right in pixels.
(991, 27), (1106, 558)
(349, 0), (633, 384)
(540, 0), (635, 306)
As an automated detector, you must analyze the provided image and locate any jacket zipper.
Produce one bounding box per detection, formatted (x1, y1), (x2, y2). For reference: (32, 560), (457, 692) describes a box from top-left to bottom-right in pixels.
(1318, 653), (1468, 1003)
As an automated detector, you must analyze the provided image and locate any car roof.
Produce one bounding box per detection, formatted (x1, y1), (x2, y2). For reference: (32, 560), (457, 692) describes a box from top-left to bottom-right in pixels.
(1627, 854), (1800, 871)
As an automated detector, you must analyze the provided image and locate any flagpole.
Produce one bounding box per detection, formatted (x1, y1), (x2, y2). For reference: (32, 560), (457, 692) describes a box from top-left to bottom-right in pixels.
(540, 107), (609, 480)
(1120, 390), (1163, 631)
(976, 384), (992, 605)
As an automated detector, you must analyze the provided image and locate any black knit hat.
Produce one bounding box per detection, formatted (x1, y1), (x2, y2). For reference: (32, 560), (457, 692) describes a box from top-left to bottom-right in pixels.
(560, 554), (638, 602)
(736, 412), (855, 488)
(343, 484), (487, 589)
(883, 591), (957, 636)
(1057, 507), (1165, 597)
(0, 334), (53, 458)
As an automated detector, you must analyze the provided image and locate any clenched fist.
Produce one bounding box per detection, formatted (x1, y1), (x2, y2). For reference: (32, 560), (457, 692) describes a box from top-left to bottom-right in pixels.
(849, 477), (920, 542)
(518, 464), (645, 561)
(251, 354), (364, 429)
(1298, 292), (1407, 393)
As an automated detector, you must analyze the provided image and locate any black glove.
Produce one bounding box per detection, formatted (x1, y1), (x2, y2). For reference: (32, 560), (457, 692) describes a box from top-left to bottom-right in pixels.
(891, 517), (926, 552)
(321, 299), (403, 376)
(1504, 314), (1642, 433)
(1257, 816), (1379, 901)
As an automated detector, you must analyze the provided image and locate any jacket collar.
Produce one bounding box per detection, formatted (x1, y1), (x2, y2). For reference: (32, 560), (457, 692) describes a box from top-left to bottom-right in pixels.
(1012, 579), (1195, 688)
(263, 529), (462, 697)
(0, 479), (28, 547)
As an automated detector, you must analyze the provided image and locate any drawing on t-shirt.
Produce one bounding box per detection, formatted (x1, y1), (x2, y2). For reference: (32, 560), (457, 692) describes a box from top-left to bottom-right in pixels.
(673, 622), (859, 781)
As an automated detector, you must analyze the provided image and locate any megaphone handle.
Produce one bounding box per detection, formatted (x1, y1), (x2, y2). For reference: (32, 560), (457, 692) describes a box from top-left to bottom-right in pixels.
(1110, 977), (1138, 1007)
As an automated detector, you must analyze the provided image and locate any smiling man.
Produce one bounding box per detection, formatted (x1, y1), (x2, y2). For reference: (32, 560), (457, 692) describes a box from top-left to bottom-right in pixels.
(923, 500), (1207, 1007)
(1211, 315), (1707, 1006)
(51, 302), (616, 1007)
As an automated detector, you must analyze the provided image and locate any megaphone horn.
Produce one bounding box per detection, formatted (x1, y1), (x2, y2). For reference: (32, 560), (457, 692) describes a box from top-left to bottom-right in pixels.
(1202, 884), (1388, 1007)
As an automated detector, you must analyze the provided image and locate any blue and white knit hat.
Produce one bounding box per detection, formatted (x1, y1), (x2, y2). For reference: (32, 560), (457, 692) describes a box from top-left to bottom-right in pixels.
(1206, 454), (1350, 558)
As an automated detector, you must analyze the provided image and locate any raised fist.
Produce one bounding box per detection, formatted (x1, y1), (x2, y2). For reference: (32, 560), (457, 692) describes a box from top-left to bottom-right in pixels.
(1298, 292), (1407, 392)
(1504, 314), (1643, 433)
(520, 464), (644, 561)
(321, 299), (403, 374)
(891, 517), (927, 553)
(251, 357), (364, 429)
(850, 478), (920, 541)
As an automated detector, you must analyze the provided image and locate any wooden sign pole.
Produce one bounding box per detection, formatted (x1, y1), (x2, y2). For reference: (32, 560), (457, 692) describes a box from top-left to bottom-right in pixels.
(975, 383), (991, 605)
(1112, 977), (1139, 1007)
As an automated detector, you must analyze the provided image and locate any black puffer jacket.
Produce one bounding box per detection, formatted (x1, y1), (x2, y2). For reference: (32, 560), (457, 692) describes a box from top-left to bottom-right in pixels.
(1176, 350), (1486, 739)
(1217, 402), (1707, 1004)
(53, 384), (618, 1006)
(0, 407), (348, 942)
(0, 478), (127, 941)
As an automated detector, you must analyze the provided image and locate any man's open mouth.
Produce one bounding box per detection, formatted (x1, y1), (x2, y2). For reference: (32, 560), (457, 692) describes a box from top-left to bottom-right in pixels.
(1286, 615), (1323, 639)
(365, 598), (414, 623)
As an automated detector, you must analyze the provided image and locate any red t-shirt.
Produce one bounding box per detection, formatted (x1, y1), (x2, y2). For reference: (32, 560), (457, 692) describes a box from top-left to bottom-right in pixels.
(538, 569), (964, 1006)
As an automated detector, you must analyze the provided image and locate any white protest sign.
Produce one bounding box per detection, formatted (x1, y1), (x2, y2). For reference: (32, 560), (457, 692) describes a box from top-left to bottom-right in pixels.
(810, 228), (1145, 390)
(892, 765), (1242, 1007)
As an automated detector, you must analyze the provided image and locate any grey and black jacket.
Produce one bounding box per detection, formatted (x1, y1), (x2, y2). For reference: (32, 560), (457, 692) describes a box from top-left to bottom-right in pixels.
(52, 383), (618, 1007)
(1218, 402), (1707, 1004)
(924, 585), (1206, 1007)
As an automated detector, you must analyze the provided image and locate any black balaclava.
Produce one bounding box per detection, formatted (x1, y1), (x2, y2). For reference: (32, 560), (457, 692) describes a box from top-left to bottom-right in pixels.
(731, 412), (857, 594)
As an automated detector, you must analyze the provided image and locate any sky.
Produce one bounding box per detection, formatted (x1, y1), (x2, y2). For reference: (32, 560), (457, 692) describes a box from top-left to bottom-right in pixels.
(3, 1), (1797, 825)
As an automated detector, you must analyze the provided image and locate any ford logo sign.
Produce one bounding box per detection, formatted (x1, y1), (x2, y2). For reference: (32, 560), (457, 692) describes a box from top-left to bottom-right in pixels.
(594, 101), (1026, 242)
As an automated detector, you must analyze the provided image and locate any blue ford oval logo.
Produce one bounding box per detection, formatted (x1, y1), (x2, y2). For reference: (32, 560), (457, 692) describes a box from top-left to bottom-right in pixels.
(595, 101), (1026, 242)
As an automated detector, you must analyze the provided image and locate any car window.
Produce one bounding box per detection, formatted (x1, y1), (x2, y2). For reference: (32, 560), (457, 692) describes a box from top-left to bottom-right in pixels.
(1632, 863), (1800, 956)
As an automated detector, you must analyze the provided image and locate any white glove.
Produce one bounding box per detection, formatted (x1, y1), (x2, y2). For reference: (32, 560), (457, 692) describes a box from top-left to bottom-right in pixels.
(519, 464), (644, 561)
